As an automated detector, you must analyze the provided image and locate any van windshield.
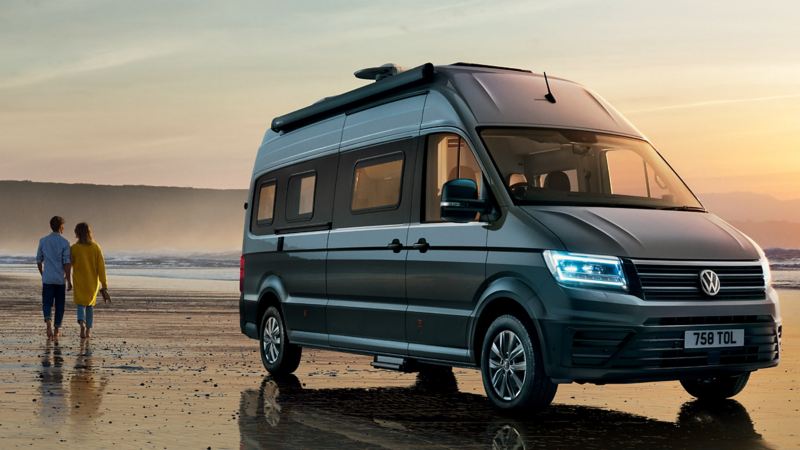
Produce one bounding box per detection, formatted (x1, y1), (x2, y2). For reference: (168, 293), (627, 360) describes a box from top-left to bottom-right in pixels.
(480, 128), (703, 210)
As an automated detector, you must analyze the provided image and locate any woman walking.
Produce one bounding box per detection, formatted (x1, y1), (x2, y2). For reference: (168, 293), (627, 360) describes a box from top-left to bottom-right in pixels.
(70, 222), (110, 339)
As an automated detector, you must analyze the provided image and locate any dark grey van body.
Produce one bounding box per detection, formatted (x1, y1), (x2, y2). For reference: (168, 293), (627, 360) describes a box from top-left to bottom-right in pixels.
(240, 63), (780, 400)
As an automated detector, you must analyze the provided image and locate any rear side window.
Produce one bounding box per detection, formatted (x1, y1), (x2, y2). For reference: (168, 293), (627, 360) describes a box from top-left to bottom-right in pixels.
(286, 172), (316, 222)
(351, 153), (404, 213)
(256, 181), (276, 223)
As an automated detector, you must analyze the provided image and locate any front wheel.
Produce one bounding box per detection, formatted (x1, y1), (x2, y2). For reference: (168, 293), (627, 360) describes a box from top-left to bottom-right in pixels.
(259, 306), (302, 375)
(480, 315), (557, 411)
(680, 373), (750, 400)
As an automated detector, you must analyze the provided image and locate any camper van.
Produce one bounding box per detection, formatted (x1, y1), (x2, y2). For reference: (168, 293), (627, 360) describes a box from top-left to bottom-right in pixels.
(239, 62), (780, 411)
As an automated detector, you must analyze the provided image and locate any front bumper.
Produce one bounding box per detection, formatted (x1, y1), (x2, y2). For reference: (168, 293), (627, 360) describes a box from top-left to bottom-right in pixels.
(537, 286), (781, 383)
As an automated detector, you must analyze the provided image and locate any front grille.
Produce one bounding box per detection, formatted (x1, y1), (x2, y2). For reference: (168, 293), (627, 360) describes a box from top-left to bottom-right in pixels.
(632, 260), (766, 301)
(615, 325), (779, 369)
(644, 315), (774, 326)
(570, 324), (779, 369)
(570, 330), (630, 367)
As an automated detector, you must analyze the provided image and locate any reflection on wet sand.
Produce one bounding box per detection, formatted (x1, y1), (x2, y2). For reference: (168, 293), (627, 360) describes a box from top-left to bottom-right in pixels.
(239, 373), (771, 450)
(38, 341), (66, 423)
(69, 341), (109, 428)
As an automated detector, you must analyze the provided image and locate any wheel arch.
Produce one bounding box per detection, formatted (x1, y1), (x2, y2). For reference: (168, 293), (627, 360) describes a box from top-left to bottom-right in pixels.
(256, 275), (288, 336)
(469, 276), (550, 369)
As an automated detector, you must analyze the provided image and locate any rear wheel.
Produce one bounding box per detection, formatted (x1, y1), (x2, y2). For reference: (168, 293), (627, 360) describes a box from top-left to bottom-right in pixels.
(259, 306), (302, 375)
(480, 315), (557, 411)
(680, 373), (750, 400)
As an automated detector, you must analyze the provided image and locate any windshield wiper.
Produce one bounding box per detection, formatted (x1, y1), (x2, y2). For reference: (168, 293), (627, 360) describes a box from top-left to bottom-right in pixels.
(659, 205), (706, 212)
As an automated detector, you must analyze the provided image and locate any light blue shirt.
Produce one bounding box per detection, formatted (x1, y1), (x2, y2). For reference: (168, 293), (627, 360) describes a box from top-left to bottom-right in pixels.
(36, 232), (71, 285)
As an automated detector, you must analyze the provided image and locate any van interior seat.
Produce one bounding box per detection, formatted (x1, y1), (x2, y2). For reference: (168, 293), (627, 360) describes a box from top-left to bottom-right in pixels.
(507, 173), (529, 198)
(544, 171), (571, 191)
(508, 173), (528, 187)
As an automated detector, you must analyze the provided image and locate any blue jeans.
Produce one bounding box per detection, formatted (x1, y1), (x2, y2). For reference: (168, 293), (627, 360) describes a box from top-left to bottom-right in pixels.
(42, 284), (66, 328)
(76, 305), (94, 329)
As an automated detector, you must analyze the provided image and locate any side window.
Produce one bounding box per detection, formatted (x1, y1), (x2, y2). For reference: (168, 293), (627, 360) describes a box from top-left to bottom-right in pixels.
(286, 172), (316, 222)
(351, 153), (404, 213)
(424, 134), (483, 222)
(332, 137), (417, 229)
(256, 181), (276, 224)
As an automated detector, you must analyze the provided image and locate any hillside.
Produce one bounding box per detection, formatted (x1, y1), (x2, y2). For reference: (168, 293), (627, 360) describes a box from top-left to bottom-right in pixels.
(1, 181), (798, 254)
(0, 181), (247, 254)
(699, 192), (800, 249)
(700, 192), (800, 223)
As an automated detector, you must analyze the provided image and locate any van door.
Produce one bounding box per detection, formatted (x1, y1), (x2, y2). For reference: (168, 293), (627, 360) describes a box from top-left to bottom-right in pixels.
(271, 154), (338, 348)
(405, 133), (487, 363)
(326, 137), (418, 355)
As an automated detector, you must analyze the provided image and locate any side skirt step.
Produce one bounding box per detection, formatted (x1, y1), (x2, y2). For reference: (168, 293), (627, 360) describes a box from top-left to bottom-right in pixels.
(371, 355), (416, 372)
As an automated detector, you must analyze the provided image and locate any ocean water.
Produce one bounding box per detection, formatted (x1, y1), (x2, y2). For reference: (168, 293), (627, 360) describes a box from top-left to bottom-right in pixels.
(1, 250), (799, 289)
(0, 254), (238, 293)
(0, 254), (237, 279)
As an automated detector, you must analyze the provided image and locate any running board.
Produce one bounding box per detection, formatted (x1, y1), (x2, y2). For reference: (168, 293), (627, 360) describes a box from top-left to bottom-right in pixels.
(371, 355), (415, 372)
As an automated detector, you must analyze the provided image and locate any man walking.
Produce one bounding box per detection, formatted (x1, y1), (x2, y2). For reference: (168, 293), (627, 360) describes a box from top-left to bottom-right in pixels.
(36, 216), (72, 340)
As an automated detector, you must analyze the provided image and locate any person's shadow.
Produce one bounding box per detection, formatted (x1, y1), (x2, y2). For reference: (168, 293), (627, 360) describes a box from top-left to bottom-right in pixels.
(38, 341), (66, 424)
(238, 372), (771, 450)
(69, 340), (110, 428)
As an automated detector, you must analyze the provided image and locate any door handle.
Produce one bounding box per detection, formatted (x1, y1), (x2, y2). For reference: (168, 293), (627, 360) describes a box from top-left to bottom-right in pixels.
(412, 238), (430, 253)
(387, 238), (403, 253)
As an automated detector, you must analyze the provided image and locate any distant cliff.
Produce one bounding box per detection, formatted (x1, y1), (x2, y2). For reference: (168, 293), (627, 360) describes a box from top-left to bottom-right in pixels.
(700, 192), (800, 249)
(1, 181), (797, 254)
(0, 181), (247, 254)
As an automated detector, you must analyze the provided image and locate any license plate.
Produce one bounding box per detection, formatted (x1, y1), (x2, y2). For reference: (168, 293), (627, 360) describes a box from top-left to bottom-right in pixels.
(684, 329), (744, 349)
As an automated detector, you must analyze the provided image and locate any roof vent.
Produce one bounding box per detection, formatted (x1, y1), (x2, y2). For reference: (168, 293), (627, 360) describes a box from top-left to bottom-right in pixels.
(354, 63), (405, 81)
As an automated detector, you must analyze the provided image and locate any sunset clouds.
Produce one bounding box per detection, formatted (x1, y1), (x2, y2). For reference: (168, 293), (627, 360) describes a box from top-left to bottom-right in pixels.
(1, 0), (798, 197)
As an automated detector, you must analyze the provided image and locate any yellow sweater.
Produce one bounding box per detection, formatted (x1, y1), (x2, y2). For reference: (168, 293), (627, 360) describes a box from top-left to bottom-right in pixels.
(70, 242), (108, 307)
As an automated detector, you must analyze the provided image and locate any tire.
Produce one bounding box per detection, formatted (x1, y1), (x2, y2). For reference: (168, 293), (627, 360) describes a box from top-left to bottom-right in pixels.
(480, 314), (557, 411)
(680, 373), (750, 400)
(259, 306), (302, 376)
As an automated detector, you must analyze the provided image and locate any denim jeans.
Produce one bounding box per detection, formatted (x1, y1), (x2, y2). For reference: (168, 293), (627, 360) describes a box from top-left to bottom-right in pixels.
(76, 305), (94, 329)
(42, 284), (66, 328)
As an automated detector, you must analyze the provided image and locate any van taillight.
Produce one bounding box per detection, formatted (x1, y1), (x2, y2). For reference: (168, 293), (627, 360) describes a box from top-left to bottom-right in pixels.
(239, 255), (245, 293)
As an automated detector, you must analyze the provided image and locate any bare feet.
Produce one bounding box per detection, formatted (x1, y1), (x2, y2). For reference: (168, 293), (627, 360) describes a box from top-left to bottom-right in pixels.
(79, 321), (86, 339)
(85, 329), (92, 339)
(45, 320), (53, 340)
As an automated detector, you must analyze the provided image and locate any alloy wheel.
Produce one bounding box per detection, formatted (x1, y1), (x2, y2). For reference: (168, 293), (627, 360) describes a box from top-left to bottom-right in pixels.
(262, 316), (282, 364)
(488, 330), (527, 401)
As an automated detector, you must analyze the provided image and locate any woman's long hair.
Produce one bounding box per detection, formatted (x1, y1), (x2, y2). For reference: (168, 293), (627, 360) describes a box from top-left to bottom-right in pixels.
(74, 222), (93, 244)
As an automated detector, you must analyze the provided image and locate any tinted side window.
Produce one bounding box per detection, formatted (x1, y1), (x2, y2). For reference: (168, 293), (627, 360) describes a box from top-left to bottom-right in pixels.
(424, 134), (483, 222)
(251, 173), (281, 235)
(351, 153), (404, 213)
(250, 153), (337, 236)
(286, 172), (316, 222)
(256, 181), (276, 223)
(333, 137), (418, 229)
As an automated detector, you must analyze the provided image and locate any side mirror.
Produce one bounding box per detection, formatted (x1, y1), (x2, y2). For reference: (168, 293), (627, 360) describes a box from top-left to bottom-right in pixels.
(440, 178), (488, 223)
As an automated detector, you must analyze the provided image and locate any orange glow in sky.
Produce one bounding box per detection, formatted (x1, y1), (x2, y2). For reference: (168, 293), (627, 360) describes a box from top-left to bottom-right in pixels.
(1, 1), (798, 199)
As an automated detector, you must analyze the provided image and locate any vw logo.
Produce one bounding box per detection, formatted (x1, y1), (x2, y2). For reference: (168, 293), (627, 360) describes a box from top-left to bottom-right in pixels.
(699, 269), (721, 296)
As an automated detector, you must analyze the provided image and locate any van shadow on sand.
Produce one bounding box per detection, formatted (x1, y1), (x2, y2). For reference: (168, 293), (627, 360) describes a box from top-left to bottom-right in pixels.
(239, 372), (770, 450)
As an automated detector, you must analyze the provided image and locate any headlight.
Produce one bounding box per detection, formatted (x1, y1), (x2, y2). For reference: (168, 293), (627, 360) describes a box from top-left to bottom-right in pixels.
(543, 250), (627, 290)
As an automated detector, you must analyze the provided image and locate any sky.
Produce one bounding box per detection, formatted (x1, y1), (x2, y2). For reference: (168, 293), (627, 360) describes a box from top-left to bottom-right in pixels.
(1, 0), (799, 198)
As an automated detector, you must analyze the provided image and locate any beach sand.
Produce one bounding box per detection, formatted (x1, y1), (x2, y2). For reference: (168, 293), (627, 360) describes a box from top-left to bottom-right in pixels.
(0, 273), (797, 449)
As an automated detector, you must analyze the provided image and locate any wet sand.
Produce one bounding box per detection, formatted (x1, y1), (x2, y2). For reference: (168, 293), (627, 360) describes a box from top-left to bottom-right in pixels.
(0, 273), (797, 449)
